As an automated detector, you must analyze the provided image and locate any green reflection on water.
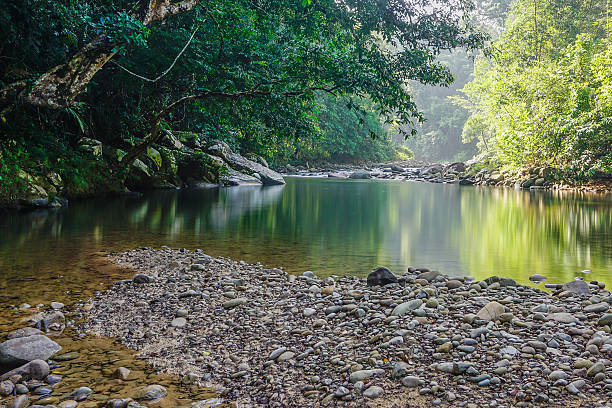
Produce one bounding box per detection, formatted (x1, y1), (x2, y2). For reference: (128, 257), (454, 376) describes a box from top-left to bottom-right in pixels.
(0, 178), (610, 304)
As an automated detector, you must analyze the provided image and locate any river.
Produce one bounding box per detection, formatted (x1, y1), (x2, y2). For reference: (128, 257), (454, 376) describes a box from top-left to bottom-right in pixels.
(1, 177), (611, 305)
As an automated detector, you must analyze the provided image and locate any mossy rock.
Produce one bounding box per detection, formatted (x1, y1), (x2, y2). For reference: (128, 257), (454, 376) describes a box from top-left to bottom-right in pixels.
(146, 147), (163, 170)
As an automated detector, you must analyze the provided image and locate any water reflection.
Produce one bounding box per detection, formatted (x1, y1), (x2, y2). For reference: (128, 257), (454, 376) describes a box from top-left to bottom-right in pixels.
(0, 178), (611, 304)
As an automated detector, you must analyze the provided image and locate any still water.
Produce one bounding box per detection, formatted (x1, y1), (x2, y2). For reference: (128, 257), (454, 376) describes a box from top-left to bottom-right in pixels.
(1, 177), (611, 304)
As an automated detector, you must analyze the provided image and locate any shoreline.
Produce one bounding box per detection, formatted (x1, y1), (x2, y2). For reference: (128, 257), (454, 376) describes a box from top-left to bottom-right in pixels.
(281, 162), (612, 195)
(70, 248), (612, 407)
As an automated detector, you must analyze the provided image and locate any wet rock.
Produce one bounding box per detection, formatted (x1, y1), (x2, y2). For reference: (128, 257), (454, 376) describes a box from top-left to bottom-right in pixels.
(348, 171), (371, 180)
(7, 328), (43, 340)
(133, 273), (155, 284)
(366, 267), (397, 287)
(0, 359), (49, 381)
(63, 386), (93, 401)
(135, 384), (167, 401)
(529, 274), (547, 282)
(0, 335), (61, 368)
(561, 280), (590, 295)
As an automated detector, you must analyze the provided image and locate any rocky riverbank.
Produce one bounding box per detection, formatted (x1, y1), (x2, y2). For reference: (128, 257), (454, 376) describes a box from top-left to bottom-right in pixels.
(7, 136), (285, 210)
(73, 248), (612, 407)
(283, 162), (612, 193)
(0, 302), (222, 408)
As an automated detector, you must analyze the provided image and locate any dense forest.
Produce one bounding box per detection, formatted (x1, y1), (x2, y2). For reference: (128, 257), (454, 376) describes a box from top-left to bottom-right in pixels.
(410, 0), (611, 179)
(0, 0), (610, 208)
(0, 0), (485, 206)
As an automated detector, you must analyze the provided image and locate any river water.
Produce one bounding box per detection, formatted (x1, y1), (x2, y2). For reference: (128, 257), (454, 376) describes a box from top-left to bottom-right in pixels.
(1, 177), (611, 305)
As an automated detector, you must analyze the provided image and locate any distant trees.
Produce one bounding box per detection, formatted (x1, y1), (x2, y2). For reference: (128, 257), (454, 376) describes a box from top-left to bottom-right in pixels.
(458, 0), (612, 177)
(0, 0), (486, 174)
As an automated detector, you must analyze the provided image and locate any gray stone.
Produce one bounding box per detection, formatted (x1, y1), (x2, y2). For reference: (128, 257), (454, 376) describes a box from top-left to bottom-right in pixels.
(0, 359), (50, 381)
(170, 317), (187, 328)
(598, 313), (612, 325)
(0, 335), (61, 368)
(64, 386), (93, 401)
(222, 298), (248, 309)
(584, 303), (610, 313)
(561, 280), (590, 295)
(348, 171), (371, 180)
(7, 328), (43, 340)
(208, 141), (285, 185)
(392, 361), (410, 379)
(363, 386), (383, 399)
(133, 273), (154, 283)
(548, 313), (578, 323)
(135, 384), (167, 401)
(392, 300), (423, 316)
(401, 376), (421, 388)
(349, 369), (384, 383)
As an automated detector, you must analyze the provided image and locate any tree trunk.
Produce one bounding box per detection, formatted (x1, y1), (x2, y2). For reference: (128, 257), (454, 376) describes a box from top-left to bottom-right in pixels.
(0, 0), (201, 111)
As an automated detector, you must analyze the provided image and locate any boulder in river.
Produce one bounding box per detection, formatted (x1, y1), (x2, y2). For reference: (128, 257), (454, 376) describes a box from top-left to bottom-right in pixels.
(367, 267), (397, 287)
(0, 335), (61, 369)
(208, 141), (285, 185)
(349, 171), (371, 179)
(0, 359), (49, 381)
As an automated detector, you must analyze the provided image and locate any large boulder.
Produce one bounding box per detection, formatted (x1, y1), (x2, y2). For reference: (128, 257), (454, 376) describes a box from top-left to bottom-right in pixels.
(367, 267), (398, 287)
(562, 280), (590, 295)
(0, 360), (49, 381)
(223, 168), (262, 186)
(207, 141), (285, 185)
(0, 335), (61, 369)
(349, 171), (371, 180)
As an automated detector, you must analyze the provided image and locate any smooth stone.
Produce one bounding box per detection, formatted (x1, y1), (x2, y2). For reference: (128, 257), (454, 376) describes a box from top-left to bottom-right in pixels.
(584, 303), (609, 313)
(391, 300), (423, 316)
(401, 376), (421, 388)
(64, 386), (93, 401)
(561, 280), (590, 295)
(6, 328), (44, 340)
(170, 317), (187, 328)
(303, 308), (316, 317)
(476, 301), (505, 321)
(135, 384), (167, 401)
(597, 313), (612, 325)
(115, 367), (131, 380)
(548, 313), (578, 323)
(0, 359), (49, 381)
(0, 335), (61, 367)
(349, 369), (384, 383)
(222, 298), (248, 309)
(363, 386), (383, 399)
(268, 347), (287, 360)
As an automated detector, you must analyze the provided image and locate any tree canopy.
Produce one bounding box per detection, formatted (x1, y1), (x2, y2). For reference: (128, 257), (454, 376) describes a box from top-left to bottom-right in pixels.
(458, 0), (612, 177)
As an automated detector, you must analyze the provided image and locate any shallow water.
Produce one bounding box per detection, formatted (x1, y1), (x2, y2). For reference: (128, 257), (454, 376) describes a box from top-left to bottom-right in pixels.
(1, 177), (611, 305)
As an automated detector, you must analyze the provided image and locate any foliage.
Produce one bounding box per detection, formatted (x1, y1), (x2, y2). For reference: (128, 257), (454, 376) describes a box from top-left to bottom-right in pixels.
(458, 0), (612, 177)
(0, 0), (486, 200)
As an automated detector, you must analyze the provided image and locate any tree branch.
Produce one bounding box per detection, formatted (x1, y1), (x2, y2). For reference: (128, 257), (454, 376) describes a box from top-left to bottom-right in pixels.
(111, 27), (199, 83)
